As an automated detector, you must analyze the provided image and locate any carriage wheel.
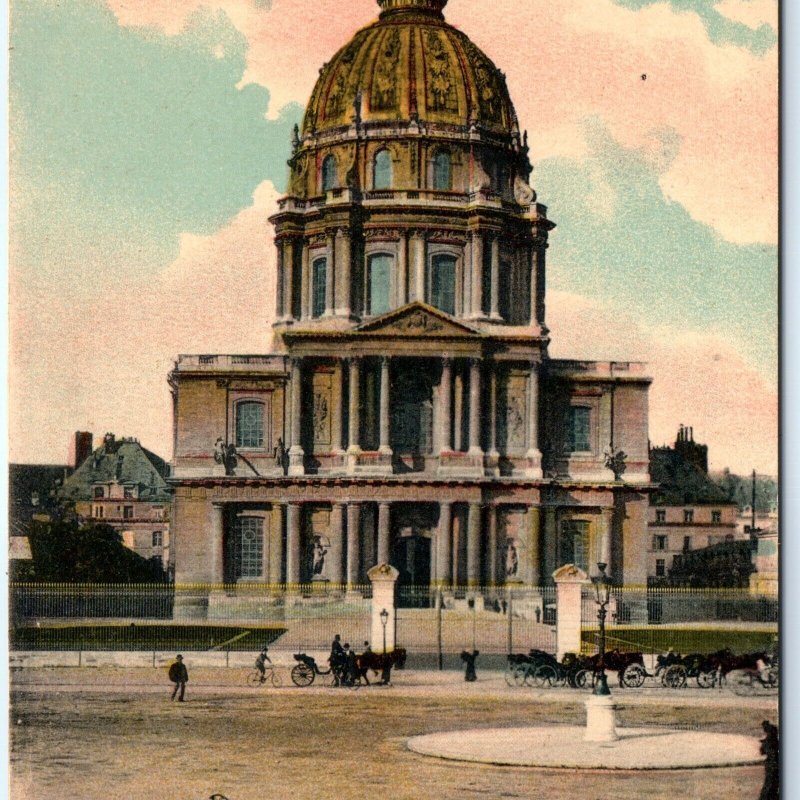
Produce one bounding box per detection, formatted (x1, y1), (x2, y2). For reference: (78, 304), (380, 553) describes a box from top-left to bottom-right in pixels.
(696, 669), (717, 689)
(522, 664), (540, 687)
(622, 663), (646, 689)
(573, 669), (590, 689)
(290, 663), (315, 687)
(534, 664), (558, 688)
(662, 664), (687, 689)
(505, 667), (520, 687)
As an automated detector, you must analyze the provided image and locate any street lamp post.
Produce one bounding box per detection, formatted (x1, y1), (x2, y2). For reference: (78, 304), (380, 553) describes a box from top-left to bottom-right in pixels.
(592, 562), (613, 697)
(380, 607), (389, 654)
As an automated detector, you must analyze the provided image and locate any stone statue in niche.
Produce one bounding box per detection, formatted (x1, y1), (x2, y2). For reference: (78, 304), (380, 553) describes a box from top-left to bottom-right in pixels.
(506, 393), (525, 448)
(313, 392), (331, 443)
(505, 537), (519, 578)
(213, 438), (238, 476)
(312, 535), (330, 579)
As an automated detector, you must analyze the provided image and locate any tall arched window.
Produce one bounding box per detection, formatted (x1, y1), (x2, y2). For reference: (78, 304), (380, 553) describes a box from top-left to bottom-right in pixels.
(235, 401), (264, 448)
(312, 258), (327, 318)
(373, 149), (392, 190)
(430, 254), (456, 315)
(368, 254), (392, 316)
(433, 150), (452, 190)
(321, 155), (337, 192)
(234, 516), (264, 579)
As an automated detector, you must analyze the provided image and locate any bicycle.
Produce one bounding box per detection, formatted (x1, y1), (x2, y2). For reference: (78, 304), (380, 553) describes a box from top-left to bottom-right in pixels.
(246, 664), (282, 688)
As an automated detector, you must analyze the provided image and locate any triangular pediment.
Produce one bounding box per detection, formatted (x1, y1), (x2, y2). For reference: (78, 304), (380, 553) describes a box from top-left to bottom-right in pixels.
(355, 303), (483, 338)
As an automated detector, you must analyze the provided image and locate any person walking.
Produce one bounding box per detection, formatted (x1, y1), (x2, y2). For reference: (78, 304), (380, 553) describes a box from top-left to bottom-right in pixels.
(168, 654), (188, 701)
(461, 649), (479, 682)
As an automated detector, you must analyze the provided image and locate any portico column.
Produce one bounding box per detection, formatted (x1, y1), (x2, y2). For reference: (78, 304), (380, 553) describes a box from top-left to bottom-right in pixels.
(488, 362), (499, 459)
(335, 228), (351, 317)
(487, 505), (498, 586)
(332, 359), (346, 455)
(598, 507), (614, 570)
(436, 502), (452, 586)
(288, 358), (305, 476)
(346, 502), (361, 587)
(283, 238), (295, 320)
(525, 362), (543, 478)
(468, 358), (483, 455)
(286, 502), (302, 587)
(270, 504), (284, 585)
(439, 357), (452, 454)
(453, 367), (464, 451)
(467, 502), (481, 587)
(325, 232), (335, 316)
(379, 357), (392, 455)
(528, 242), (537, 325)
(470, 231), (483, 318)
(412, 232), (426, 303)
(275, 241), (285, 320)
(300, 241), (310, 319)
(210, 503), (225, 585)
(397, 231), (408, 306)
(489, 235), (501, 319)
(347, 358), (361, 453)
(329, 503), (345, 586)
(377, 502), (391, 564)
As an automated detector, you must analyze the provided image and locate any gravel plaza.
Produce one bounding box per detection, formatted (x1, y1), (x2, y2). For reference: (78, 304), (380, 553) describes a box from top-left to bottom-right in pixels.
(10, 664), (777, 800)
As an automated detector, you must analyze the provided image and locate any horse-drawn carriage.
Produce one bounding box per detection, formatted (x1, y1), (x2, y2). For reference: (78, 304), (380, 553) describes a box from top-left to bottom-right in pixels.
(505, 649), (647, 689)
(291, 649), (407, 687)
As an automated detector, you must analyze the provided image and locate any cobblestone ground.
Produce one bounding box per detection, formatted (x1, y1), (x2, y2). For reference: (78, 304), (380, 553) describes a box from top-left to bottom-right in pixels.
(10, 668), (777, 800)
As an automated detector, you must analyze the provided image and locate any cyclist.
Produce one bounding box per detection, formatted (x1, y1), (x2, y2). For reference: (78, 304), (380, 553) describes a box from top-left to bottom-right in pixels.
(255, 647), (272, 683)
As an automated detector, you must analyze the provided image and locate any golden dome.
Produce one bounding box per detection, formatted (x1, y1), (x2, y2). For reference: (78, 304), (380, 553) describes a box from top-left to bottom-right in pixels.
(302, 0), (519, 137)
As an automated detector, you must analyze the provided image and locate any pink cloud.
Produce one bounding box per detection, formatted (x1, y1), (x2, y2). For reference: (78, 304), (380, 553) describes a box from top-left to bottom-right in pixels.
(106, 0), (776, 244)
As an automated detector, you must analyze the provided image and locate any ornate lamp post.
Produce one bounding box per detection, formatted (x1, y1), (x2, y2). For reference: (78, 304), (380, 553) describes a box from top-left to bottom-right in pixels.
(592, 562), (613, 697)
(380, 607), (389, 654)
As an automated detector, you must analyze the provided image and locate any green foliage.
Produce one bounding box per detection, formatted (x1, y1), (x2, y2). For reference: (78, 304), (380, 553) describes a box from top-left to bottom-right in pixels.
(27, 518), (169, 583)
(714, 470), (778, 514)
(582, 626), (777, 656)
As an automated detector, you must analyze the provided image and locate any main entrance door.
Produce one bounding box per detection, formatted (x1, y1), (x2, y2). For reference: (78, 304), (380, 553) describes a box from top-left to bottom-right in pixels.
(393, 535), (431, 607)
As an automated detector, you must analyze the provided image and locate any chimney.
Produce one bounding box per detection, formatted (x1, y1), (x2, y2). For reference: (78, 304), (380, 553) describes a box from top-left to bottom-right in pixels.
(70, 431), (93, 469)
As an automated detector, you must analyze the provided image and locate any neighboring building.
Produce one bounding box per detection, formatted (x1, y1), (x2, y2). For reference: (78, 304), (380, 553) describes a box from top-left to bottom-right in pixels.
(647, 426), (740, 583)
(168, 0), (652, 616)
(750, 530), (778, 596)
(59, 433), (173, 571)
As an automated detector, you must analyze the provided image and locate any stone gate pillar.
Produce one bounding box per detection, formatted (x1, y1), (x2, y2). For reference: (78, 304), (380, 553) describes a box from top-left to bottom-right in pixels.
(368, 563), (399, 654)
(553, 564), (589, 661)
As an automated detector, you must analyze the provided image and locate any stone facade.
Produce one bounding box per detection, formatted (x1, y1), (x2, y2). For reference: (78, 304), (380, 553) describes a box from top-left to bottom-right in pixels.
(168, 0), (652, 611)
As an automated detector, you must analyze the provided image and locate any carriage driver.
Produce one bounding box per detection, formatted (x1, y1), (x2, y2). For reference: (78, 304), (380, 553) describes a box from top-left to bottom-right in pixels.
(330, 634), (346, 686)
(255, 647), (272, 682)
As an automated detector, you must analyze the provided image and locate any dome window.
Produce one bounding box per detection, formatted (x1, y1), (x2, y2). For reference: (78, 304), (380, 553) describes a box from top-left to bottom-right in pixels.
(321, 155), (337, 192)
(368, 254), (393, 316)
(312, 258), (327, 318)
(432, 150), (452, 191)
(373, 149), (393, 190)
(430, 254), (456, 315)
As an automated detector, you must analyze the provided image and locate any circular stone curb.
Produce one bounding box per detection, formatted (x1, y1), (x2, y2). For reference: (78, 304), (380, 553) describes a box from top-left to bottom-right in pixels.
(407, 727), (764, 770)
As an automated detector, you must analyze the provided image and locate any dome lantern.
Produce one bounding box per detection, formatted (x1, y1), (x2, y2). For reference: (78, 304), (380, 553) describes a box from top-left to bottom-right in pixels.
(377, 0), (447, 17)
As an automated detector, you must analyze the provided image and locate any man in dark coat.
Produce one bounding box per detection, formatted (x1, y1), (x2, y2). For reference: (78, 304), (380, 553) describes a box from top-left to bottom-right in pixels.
(330, 634), (346, 686)
(168, 654), (188, 701)
(760, 720), (779, 800)
(461, 650), (479, 682)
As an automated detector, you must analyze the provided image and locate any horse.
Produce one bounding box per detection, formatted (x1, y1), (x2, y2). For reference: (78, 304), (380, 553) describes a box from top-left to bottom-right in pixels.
(355, 648), (407, 684)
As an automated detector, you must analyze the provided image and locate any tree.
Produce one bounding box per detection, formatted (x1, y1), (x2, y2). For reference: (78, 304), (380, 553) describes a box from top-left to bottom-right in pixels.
(27, 518), (169, 583)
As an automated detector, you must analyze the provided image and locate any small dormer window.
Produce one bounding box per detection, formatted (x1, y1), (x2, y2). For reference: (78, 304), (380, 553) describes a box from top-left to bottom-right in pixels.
(123, 486), (134, 499)
(93, 487), (105, 499)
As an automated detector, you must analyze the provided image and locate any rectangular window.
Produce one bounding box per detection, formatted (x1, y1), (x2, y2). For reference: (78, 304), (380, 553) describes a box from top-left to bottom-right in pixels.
(236, 401), (265, 448)
(559, 519), (590, 572)
(93, 487), (104, 499)
(234, 517), (264, 580)
(683, 536), (691, 551)
(312, 258), (326, 318)
(92, 505), (104, 519)
(153, 507), (164, 519)
(655, 559), (666, 577)
(655, 510), (666, 523)
(653, 535), (667, 551)
(430, 254), (456, 315)
(123, 506), (134, 519)
(123, 487), (134, 499)
(368, 254), (392, 316)
(684, 509), (694, 523)
(711, 510), (721, 524)
(569, 406), (591, 452)
(152, 531), (163, 548)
